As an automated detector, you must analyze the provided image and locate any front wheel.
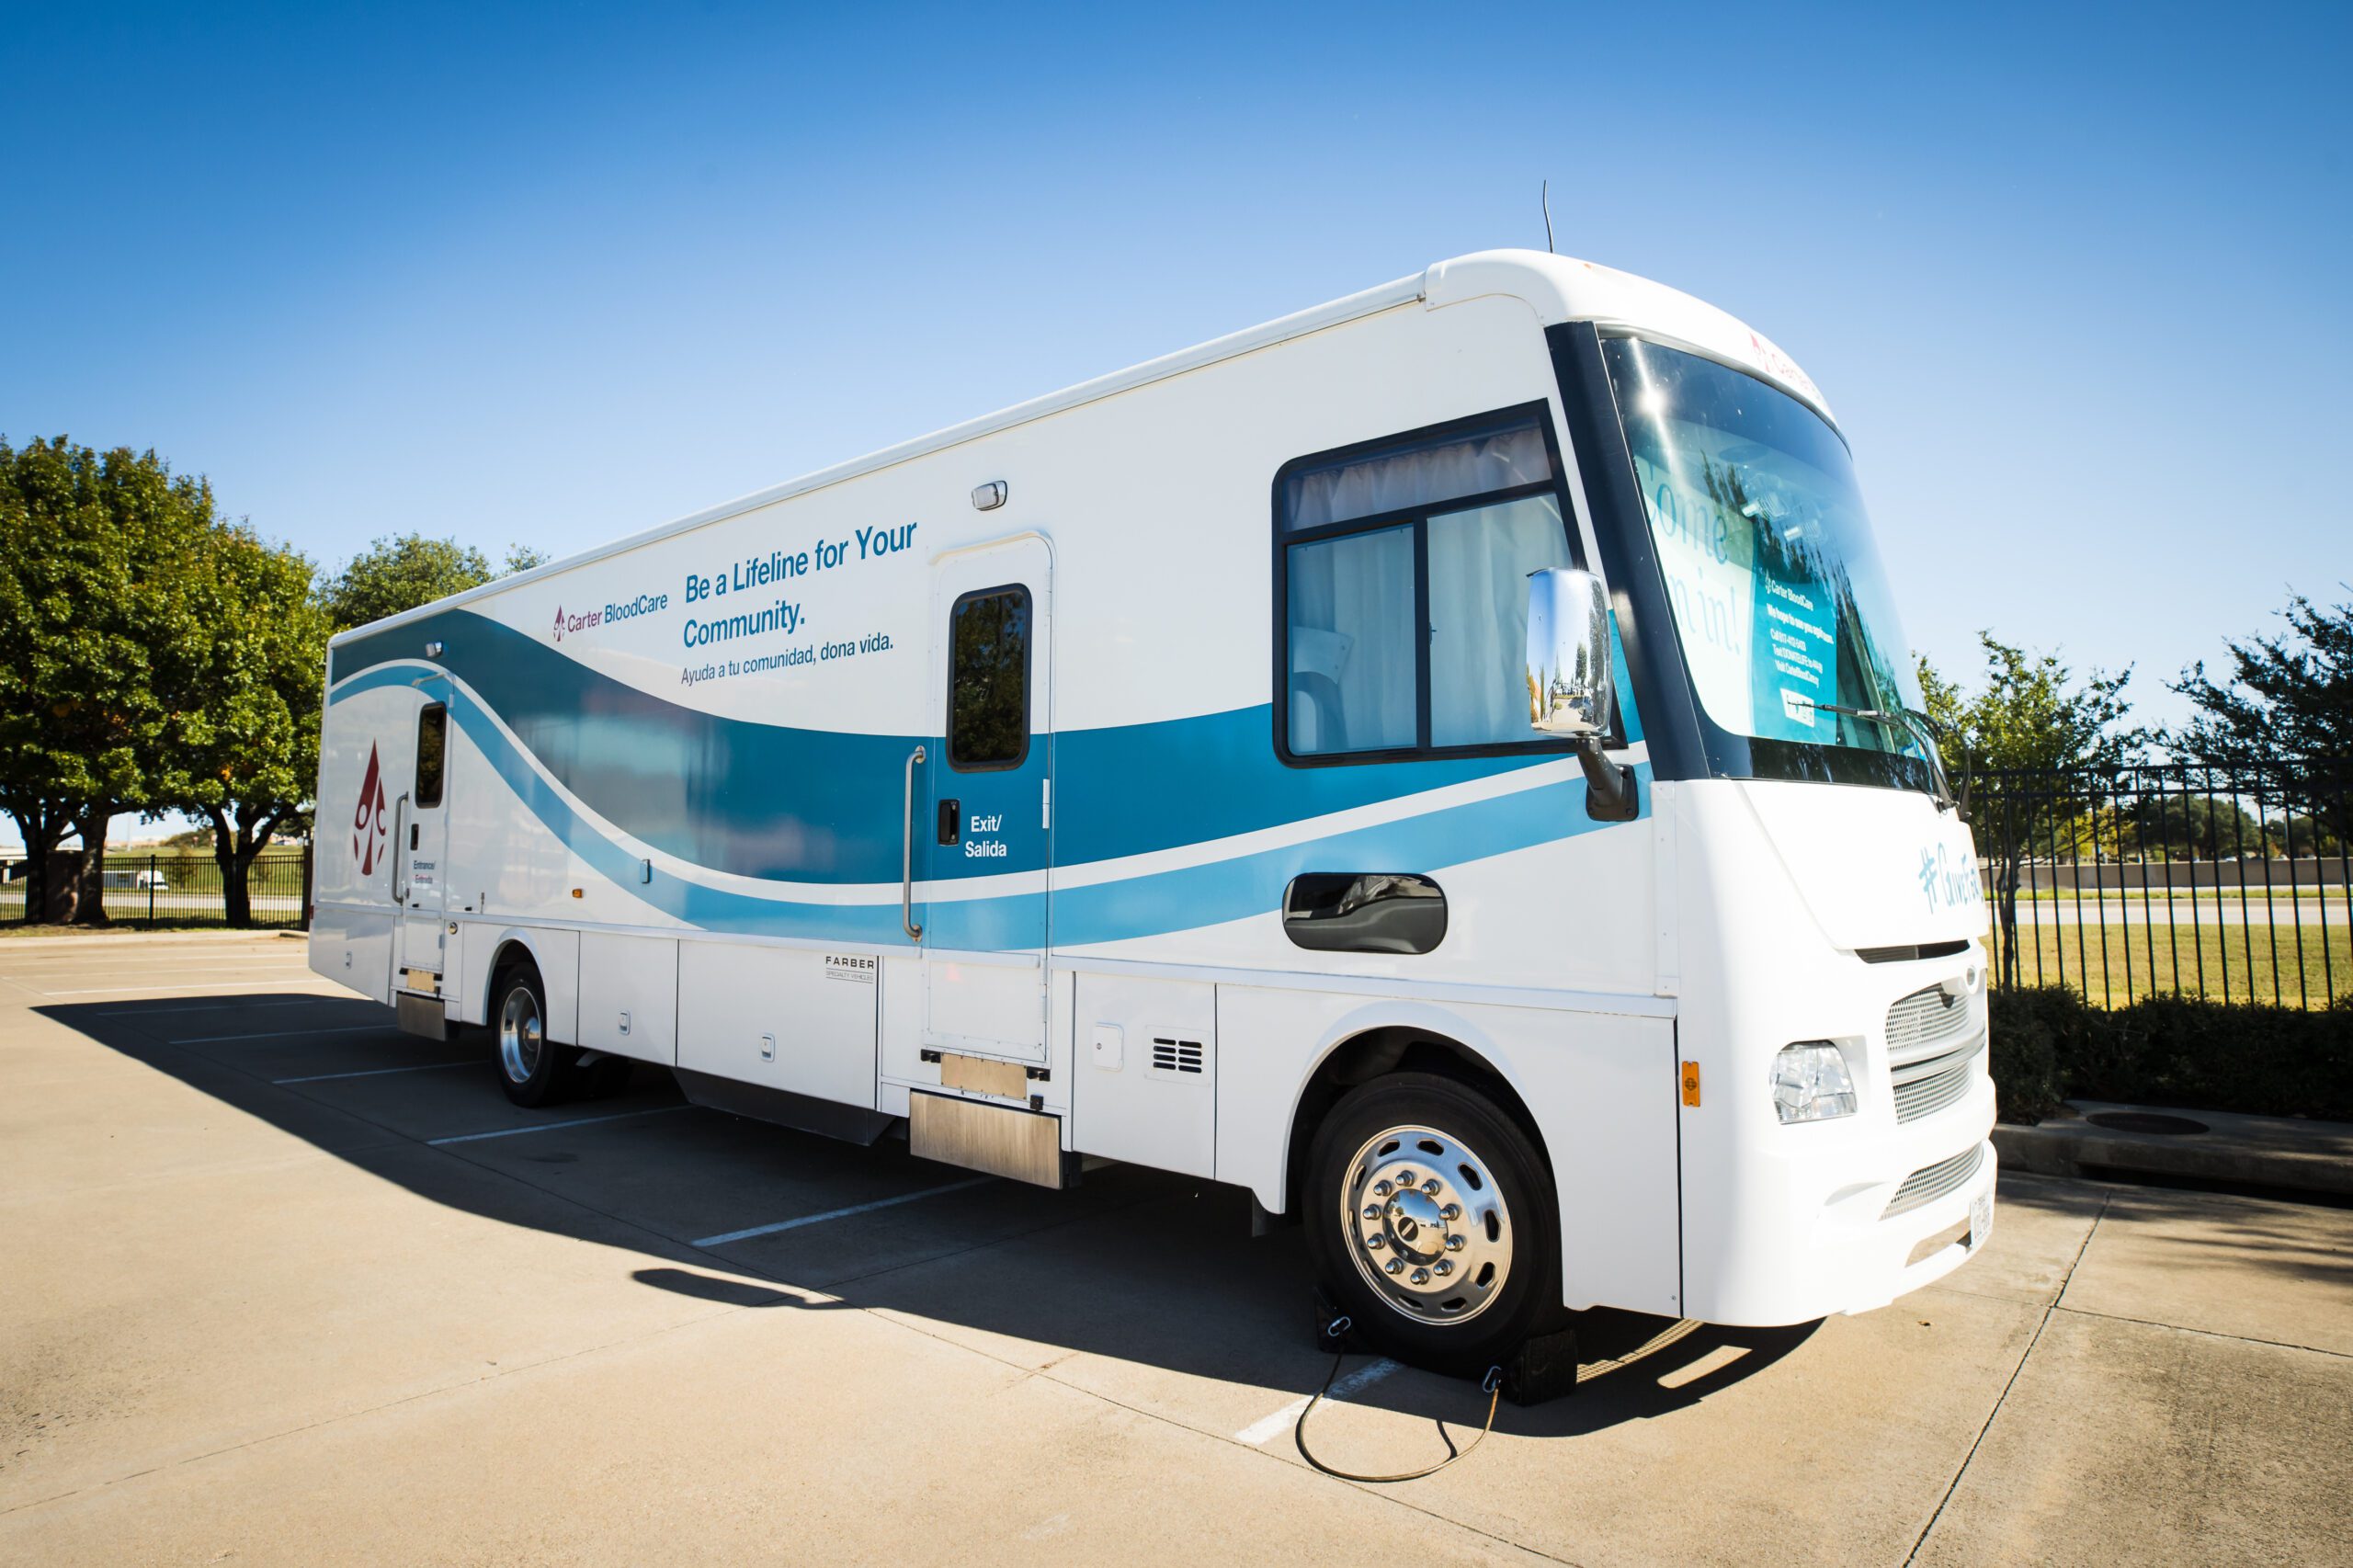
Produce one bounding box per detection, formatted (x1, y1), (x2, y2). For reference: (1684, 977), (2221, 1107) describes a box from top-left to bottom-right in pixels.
(1303, 1072), (1563, 1374)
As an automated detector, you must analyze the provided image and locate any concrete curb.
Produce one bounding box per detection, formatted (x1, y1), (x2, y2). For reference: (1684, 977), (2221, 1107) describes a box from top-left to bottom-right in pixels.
(0, 928), (308, 950)
(1995, 1100), (2353, 1198)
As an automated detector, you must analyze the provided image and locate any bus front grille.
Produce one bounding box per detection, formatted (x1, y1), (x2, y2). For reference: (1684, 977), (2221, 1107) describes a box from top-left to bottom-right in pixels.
(1887, 982), (1986, 1124)
(1886, 982), (1979, 1058)
(1884, 1142), (1984, 1218)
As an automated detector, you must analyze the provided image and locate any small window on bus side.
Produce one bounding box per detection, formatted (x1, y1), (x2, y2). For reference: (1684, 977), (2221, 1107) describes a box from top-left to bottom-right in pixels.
(948, 585), (1029, 770)
(414, 705), (448, 808)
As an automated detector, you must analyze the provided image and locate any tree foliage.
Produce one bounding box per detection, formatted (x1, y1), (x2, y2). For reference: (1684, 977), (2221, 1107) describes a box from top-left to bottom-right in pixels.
(2168, 591), (2353, 766)
(1917, 633), (2144, 780)
(0, 437), (222, 920)
(154, 522), (332, 922)
(4, 442), (549, 926)
(321, 535), (548, 630)
(2167, 591), (2352, 846)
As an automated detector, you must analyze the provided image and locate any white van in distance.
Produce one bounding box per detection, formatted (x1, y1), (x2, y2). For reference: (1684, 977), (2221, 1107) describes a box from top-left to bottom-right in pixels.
(312, 250), (1994, 1370)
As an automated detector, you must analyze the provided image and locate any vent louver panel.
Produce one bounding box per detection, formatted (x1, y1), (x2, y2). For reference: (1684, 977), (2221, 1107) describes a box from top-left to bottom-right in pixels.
(1149, 1038), (1204, 1076)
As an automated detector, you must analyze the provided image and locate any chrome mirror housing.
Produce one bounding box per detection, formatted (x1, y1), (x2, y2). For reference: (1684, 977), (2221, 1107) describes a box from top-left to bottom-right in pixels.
(1526, 567), (1613, 735)
(1524, 567), (1637, 821)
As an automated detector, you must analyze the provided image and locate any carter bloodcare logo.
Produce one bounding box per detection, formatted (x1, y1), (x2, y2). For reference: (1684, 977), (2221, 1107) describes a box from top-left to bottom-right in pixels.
(352, 743), (389, 876)
(551, 604), (603, 642)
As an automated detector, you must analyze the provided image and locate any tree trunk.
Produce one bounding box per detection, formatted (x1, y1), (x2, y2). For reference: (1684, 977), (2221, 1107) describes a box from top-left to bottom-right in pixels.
(3, 805), (69, 926)
(220, 845), (251, 926)
(210, 808), (249, 928)
(71, 806), (114, 926)
(211, 804), (284, 929)
(1992, 793), (2026, 992)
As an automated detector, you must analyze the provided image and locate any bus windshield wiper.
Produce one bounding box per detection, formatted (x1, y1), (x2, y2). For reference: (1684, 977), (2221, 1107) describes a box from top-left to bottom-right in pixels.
(1809, 702), (1957, 813)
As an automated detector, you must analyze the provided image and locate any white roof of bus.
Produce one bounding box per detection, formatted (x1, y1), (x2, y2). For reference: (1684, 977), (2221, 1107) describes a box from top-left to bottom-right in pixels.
(335, 249), (1829, 644)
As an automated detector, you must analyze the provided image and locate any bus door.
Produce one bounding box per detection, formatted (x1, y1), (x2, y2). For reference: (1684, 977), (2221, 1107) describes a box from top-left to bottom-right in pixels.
(919, 537), (1052, 1064)
(395, 689), (451, 986)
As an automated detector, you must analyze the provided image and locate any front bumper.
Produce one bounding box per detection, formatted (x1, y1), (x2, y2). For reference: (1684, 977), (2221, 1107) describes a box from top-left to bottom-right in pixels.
(1683, 1074), (1999, 1325)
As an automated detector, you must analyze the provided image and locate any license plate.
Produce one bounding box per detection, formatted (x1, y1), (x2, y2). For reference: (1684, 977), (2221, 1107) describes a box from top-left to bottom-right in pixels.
(1969, 1191), (1994, 1250)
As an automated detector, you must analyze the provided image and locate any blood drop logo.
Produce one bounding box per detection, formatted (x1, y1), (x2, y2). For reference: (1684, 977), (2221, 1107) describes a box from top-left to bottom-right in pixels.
(353, 743), (389, 876)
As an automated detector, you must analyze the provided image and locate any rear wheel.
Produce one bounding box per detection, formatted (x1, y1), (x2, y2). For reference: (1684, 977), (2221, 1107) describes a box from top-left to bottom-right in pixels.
(1303, 1071), (1562, 1374)
(493, 963), (567, 1107)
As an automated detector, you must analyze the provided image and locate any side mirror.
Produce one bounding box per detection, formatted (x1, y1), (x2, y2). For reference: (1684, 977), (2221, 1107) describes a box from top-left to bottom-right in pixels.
(1526, 567), (1614, 735)
(1524, 567), (1638, 821)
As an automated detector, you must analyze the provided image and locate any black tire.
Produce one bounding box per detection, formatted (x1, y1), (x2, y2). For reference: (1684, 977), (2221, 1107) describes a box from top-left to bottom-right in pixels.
(491, 962), (570, 1108)
(1303, 1071), (1563, 1375)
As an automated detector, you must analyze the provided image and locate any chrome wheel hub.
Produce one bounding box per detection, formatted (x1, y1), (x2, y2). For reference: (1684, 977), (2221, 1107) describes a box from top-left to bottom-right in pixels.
(498, 985), (543, 1085)
(1342, 1124), (1512, 1324)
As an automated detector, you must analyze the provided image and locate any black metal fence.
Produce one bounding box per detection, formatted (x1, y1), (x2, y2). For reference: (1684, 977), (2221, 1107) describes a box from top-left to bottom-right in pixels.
(0, 852), (310, 929)
(1972, 759), (2351, 1008)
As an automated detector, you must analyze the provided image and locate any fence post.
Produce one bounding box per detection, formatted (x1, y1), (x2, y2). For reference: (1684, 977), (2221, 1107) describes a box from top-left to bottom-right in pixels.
(148, 853), (156, 928)
(301, 843), (314, 931)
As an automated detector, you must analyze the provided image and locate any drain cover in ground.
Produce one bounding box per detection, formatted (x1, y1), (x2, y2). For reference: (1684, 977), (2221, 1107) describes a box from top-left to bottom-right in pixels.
(2085, 1111), (2210, 1136)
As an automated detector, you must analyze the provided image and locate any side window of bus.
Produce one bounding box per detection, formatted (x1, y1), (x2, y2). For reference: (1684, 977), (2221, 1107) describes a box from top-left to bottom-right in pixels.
(948, 585), (1029, 770)
(1276, 405), (1577, 761)
(414, 705), (448, 808)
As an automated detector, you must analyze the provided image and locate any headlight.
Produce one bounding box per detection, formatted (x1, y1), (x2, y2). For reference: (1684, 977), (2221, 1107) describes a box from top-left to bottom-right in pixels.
(1771, 1041), (1857, 1124)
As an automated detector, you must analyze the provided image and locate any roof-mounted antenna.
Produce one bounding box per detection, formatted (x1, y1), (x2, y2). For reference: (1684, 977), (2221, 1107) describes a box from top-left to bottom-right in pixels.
(1541, 179), (1555, 254)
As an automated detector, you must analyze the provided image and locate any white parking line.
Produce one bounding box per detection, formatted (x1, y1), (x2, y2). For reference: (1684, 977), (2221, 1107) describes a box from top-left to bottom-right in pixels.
(90, 998), (365, 1017)
(693, 1177), (995, 1247)
(275, 1061), (479, 1085)
(1233, 1358), (1404, 1446)
(426, 1106), (690, 1145)
(171, 1023), (401, 1045)
(39, 983), (350, 997)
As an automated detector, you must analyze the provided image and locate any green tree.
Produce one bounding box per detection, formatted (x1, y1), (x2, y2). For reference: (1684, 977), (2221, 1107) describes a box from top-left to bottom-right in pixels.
(1917, 633), (2145, 986)
(2167, 590), (2352, 846)
(0, 437), (218, 923)
(2126, 792), (2274, 862)
(153, 522), (333, 925)
(2169, 591), (2352, 765)
(321, 535), (548, 630)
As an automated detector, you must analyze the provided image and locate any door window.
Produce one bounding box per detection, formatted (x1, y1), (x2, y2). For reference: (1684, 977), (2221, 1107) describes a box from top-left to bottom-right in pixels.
(414, 705), (448, 807)
(947, 585), (1029, 771)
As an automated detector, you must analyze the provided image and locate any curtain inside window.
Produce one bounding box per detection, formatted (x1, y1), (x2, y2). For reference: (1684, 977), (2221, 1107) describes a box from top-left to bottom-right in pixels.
(1427, 495), (1572, 746)
(1287, 525), (1415, 755)
(1282, 416), (1552, 533)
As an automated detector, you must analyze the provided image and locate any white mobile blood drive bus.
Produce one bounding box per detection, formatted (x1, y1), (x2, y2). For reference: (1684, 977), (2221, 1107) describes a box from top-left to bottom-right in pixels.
(313, 250), (1994, 1370)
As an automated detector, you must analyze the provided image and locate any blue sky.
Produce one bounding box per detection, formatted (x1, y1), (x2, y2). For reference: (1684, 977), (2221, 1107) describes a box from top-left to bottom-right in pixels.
(5, 0), (2347, 772)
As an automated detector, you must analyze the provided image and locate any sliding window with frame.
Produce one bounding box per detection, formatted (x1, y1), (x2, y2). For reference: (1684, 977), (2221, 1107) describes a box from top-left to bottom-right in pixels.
(1273, 403), (1586, 766)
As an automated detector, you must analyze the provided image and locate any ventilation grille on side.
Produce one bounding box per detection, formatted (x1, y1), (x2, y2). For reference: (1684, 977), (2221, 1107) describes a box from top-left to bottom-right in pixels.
(1149, 1038), (1205, 1076)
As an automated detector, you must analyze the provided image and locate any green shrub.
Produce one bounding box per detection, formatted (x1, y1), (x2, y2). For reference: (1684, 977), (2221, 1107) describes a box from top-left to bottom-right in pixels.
(1987, 988), (2353, 1123)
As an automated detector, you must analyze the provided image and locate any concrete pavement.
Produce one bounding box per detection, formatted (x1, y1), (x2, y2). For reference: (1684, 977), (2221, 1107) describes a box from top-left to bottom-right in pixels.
(2, 934), (2346, 1565)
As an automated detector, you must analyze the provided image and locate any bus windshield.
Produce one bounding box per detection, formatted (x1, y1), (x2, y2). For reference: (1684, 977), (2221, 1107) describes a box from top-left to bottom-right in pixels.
(1602, 335), (1931, 780)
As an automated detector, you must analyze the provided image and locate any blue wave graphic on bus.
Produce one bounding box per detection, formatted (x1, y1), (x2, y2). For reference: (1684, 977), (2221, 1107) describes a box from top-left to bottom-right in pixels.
(330, 609), (1641, 885)
(332, 657), (1641, 948)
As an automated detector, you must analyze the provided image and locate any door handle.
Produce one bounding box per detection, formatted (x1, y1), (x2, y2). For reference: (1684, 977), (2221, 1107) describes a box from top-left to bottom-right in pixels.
(391, 792), (411, 904)
(902, 745), (926, 942)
